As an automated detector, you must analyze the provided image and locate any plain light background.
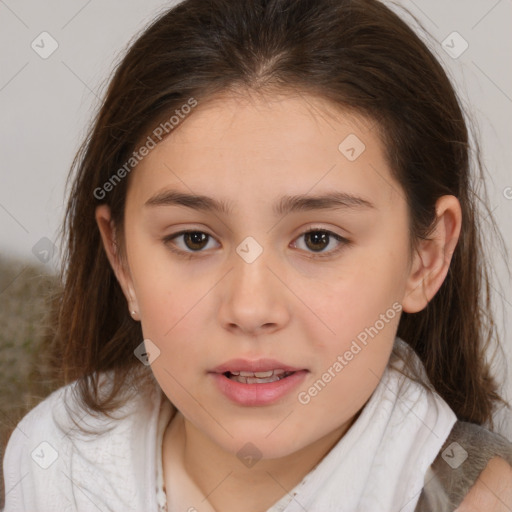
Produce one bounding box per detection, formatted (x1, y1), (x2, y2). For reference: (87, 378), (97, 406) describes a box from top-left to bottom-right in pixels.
(0, 0), (511, 436)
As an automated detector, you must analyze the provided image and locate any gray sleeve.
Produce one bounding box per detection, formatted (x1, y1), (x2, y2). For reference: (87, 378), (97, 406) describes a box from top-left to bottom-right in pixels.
(414, 421), (512, 512)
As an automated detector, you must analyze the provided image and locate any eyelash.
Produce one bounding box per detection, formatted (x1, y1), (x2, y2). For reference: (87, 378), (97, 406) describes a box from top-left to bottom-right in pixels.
(162, 228), (350, 260)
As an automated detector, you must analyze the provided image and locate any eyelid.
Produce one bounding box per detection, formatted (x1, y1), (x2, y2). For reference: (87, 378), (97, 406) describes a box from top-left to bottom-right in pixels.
(162, 226), (351, 259)
(162, 229), (220, 259)
(291, 227), (350, 259)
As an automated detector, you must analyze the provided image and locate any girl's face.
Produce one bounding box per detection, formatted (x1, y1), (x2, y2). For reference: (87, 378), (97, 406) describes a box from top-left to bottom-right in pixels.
(100, 93), (433, 459)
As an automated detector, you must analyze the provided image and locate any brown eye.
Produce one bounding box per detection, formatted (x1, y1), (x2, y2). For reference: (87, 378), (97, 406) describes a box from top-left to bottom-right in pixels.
(304, 231), (330, 252)
(183, 232), (209, 251)
(163, 230), (219, 257)
(293, 229), (349, 258)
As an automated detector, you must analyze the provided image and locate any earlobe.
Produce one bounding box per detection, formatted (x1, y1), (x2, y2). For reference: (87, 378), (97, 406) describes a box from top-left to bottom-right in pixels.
(402, 195), (462, 314)
(95, 205), (140, 319)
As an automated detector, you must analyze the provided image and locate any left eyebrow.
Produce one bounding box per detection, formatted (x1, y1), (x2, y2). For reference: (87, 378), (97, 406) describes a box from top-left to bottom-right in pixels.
(274, 192), (375, 216)
(144, 189), (375, 216)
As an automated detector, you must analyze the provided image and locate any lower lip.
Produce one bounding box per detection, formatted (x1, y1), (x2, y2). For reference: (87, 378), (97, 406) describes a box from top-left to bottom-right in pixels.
(210, 371), (308, 406)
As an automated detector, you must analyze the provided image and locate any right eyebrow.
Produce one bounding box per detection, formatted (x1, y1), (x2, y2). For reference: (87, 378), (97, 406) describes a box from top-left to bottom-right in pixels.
(145, 190), (233, 214)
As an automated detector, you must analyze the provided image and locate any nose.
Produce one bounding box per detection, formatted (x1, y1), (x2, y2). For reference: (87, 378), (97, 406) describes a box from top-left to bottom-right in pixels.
(218, 242), (291, 337)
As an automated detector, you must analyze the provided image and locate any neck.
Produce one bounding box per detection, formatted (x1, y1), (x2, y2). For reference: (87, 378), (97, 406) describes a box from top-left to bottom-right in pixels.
(167, 411), (355, 512)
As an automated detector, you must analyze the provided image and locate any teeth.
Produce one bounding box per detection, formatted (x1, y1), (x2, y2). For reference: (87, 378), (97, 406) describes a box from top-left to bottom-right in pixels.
(247, 376), (280, 384)
(226, 370), (293, 384)
(254, 371), (273, 378)
(235, 369), (286, 378)
(231, 375), (281, 384)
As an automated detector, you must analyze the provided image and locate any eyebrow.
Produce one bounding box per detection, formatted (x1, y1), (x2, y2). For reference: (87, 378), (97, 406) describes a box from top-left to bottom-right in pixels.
(144, 189), (375, 216)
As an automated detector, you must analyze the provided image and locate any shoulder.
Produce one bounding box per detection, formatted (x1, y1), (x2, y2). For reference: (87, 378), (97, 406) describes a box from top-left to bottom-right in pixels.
(2, 383), (77, 511)
(2, 373), (164, 512)
(456, 456), (512, 512)
(415, 420), (512, 512)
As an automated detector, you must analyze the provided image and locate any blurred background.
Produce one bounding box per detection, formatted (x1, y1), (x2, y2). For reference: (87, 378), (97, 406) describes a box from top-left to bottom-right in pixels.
(1, 0), (511, 505)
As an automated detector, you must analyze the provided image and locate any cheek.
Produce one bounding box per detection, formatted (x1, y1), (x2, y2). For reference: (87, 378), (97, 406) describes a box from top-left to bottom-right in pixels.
(136, 273), (205, 358)
(300, 249), (406, 348)
(296, 340), (392, 441)
(126, 230), (203, 333)
(126, 256), (195, 370)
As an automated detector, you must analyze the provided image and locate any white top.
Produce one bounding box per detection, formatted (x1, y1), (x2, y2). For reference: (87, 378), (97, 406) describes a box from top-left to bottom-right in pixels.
(2, 338), (457, 512)
(2, 372), (172, 512)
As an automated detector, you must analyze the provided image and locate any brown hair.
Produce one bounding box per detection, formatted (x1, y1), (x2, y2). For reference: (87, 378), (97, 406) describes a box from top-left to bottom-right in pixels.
(48, 0), (508, 425)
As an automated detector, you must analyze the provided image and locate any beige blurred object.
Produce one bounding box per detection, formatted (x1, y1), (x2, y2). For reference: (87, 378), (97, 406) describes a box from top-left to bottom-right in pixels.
(0, 255), (60, 509)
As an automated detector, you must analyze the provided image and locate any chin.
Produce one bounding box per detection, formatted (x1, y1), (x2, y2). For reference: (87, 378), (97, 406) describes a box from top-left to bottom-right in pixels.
(209, 422), (313, 461)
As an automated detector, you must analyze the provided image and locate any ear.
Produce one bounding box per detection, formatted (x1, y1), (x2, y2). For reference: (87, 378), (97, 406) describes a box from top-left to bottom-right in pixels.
(95, 204), (140, 321)
(401, 195), (462, 313)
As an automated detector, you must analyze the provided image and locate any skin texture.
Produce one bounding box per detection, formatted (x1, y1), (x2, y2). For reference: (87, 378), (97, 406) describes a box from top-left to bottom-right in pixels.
(456, 456), (512, 512)
(96, 92), (465, 511)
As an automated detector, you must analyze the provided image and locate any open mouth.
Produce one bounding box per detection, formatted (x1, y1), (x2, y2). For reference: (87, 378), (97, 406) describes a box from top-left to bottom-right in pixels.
(211, 360), (308, 405)
(223, 369), (295, 384)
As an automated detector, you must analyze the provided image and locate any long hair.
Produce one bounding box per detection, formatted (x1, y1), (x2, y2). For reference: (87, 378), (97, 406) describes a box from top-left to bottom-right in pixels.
(48, 0), (507, 425)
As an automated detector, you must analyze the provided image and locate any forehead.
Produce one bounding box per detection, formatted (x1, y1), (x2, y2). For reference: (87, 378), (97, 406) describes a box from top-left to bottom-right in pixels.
(128, 92), (401, 212)
(166, 92), (375, 158)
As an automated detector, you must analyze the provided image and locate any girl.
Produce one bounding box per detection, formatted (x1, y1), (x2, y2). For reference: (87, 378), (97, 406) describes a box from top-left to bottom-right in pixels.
(3, 0), (512, 510)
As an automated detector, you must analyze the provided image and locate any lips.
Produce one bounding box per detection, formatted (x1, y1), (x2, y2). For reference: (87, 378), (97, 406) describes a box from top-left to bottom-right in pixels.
(210, 358), (308, 406)
(211, 358), (304, 374)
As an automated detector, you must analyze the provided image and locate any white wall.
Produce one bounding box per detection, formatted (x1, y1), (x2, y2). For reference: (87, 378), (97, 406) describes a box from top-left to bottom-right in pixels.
(0, 0), (510, 435)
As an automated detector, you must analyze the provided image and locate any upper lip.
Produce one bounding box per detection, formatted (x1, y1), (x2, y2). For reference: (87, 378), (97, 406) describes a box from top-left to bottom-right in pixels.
(211, 358), (305, 374)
